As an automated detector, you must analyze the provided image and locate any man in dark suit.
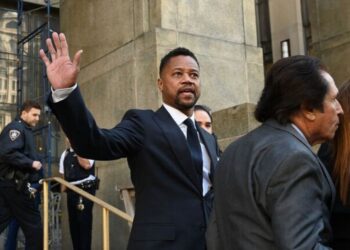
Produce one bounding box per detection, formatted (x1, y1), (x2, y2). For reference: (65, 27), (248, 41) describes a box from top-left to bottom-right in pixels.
(40, 32), (218, 250)
(207, 55), (343, 249)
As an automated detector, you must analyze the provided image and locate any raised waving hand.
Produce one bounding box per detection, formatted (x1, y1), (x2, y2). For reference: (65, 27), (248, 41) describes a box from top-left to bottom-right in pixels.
(39, 32), (83, 89)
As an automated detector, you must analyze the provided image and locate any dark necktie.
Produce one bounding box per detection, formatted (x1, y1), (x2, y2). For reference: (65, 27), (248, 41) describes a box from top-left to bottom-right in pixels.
(184, 118), (203, 176)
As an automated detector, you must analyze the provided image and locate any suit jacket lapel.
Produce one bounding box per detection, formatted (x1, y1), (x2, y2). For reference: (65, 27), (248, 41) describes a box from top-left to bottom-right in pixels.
(153, 106), (202, 195)
(197, 125), (218, 180)
(316, 157), (336, 209)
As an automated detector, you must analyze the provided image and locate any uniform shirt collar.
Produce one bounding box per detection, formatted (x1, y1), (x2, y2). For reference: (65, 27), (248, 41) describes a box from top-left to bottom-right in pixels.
(163, 103), (195, 126)
(17, 117), (33, 130)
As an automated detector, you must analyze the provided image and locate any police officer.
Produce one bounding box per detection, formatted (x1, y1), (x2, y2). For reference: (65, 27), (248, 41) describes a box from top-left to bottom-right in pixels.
(59, 138), (98, 250)
(4, 167), (43, 250)
(0, 100), (43, 250)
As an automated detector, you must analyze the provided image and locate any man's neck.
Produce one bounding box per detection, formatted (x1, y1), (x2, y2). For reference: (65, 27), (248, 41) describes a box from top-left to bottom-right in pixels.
(19, 117), (32, 128)
(162, 103), (196, 126)
(290, 116), (315, 145)
(162, 103), (193, 117)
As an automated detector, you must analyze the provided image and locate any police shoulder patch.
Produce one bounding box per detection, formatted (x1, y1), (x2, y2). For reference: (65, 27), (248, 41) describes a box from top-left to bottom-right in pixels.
(9, 130), (21, 141)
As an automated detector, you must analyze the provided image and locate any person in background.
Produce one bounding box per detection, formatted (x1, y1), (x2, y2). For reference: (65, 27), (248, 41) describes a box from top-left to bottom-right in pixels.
(59, 137), (98, 250)
(40, 32), (218, 250)
(207, 55), (343, 250)
(194, 104), (214, 134)
(194, 104), (221, 157)
(318, 79), (350, 250)
(0, 100), (43, 250)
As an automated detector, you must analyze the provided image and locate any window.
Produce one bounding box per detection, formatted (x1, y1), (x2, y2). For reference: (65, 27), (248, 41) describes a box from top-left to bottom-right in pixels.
(0, 68), (6, 75)
(280, 39), (291, 58)
(1, 94), (8, 103)
(11, 95), (16, 103)
(12, 80), (16, 90)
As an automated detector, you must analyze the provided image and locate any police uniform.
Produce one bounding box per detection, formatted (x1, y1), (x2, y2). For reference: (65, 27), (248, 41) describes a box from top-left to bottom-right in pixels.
(59, 148), (97, 250)
(0, 118), (43, 250)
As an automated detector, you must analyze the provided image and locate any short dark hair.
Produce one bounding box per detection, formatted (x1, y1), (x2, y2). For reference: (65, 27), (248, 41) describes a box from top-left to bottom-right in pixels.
(20, 100), (41, 113)
(194, 104), (213, 122)
(254, 55), (328, 124)
(159, 47), (200, 75)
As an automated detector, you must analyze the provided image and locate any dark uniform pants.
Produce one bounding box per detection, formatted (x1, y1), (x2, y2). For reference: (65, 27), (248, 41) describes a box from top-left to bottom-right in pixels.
(67, 188), (95, 250)
(0, 183), (42, 250)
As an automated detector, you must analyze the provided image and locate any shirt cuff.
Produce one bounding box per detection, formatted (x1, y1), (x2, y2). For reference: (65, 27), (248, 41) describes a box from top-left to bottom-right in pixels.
(51, 84), (78, 103)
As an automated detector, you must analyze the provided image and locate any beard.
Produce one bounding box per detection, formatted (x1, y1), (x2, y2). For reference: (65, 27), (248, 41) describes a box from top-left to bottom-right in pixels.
(174, 92), (199, 111)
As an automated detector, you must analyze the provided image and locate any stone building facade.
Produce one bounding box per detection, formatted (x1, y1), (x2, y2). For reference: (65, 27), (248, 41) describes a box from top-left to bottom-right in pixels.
(52, 0), (350, 248)
(1, 0), (350, 249)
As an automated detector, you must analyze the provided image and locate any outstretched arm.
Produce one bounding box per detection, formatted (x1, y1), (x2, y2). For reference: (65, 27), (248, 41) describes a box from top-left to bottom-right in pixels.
(77, 156), (93, 170)
(39, 32), (82, 89)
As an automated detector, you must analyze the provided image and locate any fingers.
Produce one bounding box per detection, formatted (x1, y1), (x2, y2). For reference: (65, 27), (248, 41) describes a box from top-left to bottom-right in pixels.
(40, 32), (83, 70)
(52, 32), (62, 57)
(59, 33), (69, 57)
(46, 38), (56, 60)
(40, 32), (67, 65)
(37, 163), (43, 170)
(39, 49), (51, 67)
(73, 50), (83, 69)
(45, 32), (64, 59)
(32, 161), (42, 170)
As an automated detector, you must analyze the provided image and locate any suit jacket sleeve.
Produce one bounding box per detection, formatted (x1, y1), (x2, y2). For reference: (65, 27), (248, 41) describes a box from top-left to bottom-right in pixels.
(48, 87), (145, 160)
(265, 150), (332, 250)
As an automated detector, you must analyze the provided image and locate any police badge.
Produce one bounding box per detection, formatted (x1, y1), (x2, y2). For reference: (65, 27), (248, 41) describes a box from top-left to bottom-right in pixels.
(9, 130), (20, 141)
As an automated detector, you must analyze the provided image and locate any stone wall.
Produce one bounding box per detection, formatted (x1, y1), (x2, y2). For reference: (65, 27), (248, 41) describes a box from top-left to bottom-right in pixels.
(308, 0), (350, 85)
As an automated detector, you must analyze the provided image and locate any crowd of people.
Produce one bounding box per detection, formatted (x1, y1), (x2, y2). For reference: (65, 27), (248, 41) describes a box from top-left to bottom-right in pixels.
(1, 30), (350, 249)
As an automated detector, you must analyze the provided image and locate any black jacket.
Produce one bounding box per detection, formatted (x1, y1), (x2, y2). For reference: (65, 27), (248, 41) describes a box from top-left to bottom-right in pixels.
(0, 118), (41, 184)
(48, 87), (218, 250)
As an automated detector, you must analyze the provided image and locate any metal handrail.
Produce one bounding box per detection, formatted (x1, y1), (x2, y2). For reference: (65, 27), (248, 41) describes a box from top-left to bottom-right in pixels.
(41, 177), (133, 250)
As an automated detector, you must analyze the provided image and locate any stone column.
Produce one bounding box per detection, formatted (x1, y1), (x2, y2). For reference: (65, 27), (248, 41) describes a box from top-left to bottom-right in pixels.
(59, 0), (264, 248)
(308, 0), (350, 84)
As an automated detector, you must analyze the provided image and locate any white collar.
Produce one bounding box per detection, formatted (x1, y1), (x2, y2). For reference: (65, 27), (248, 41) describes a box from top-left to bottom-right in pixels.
(163, 103), (196, 125)
(291, 123), (308, 143)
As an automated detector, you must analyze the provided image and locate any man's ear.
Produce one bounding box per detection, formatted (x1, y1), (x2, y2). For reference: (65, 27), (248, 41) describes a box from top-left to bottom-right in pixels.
(20, 110), (26, 119)
(157, 78), (163, 91)
(300, 102), (316, 121)
(305, 112), (316, 121)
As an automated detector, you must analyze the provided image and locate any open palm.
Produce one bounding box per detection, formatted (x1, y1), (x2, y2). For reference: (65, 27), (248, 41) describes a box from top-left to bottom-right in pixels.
(39, 32), (82, 89)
